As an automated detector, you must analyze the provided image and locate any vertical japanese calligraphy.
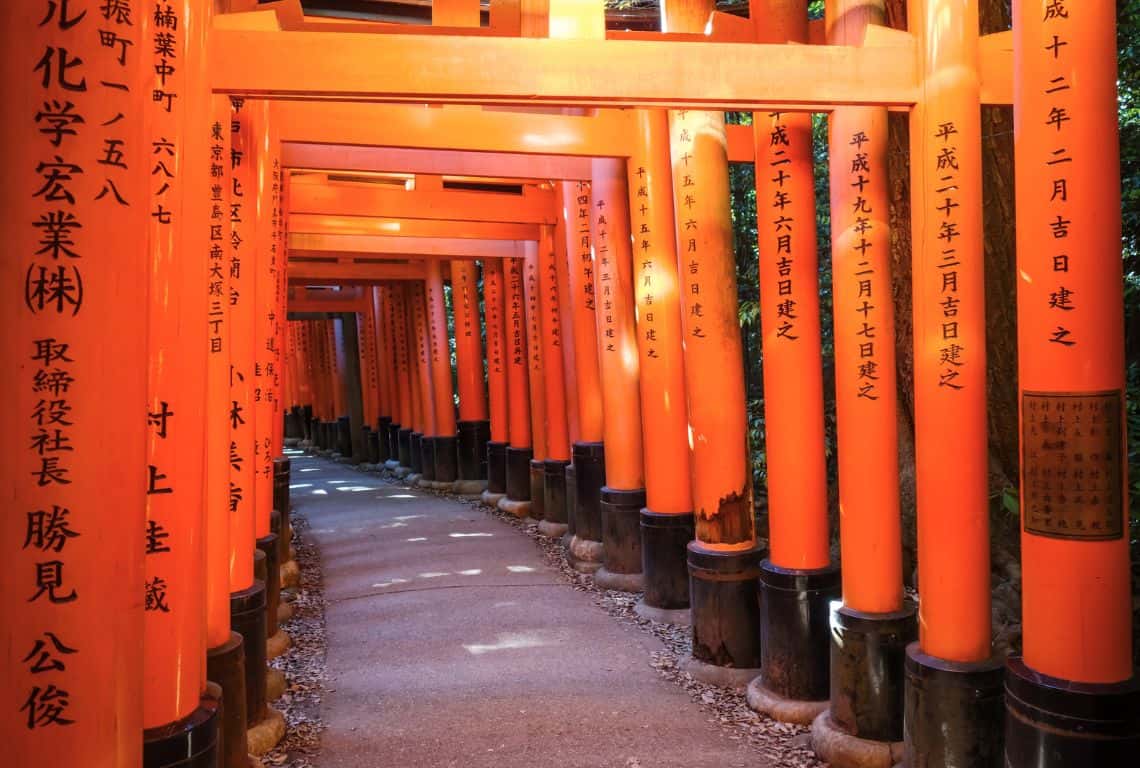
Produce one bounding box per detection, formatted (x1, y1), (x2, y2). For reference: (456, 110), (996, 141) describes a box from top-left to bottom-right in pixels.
(523, 244), (547, 460)
(538, 225), (571, 462)
(453, 260), (489, 423)
(506, 256), (533, 449)
(6, 2), (148, 762)
(426, 260), (456, 438)
(1014, 0), (1132, 683)
(483, 260), (510, 444)
(563, 180), (605, 444)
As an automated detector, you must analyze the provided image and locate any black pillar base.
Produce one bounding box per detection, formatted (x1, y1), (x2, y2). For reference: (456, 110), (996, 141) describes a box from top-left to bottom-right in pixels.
(759, 560), (840, 703)
(640, 509), (694, 610)
(571, 441), (605, 544)
(687, 541), (764, 670)
(206, 632), (247, 768)
(600, 486), (646, 578)
(434, 435), (458, 483)
(230, 581), (268, 726)
(902, 644), (1004, 768)
(143, 687), (221, 768)
(487, 441), (508, 494)
(396, 427), (412, 467)
(273, 457), (291, 566)
(285, 406), (303, 441)
(310, 418), (322, 448)
(565, 463), (578, 538)
(543, 460), (570, 525)
(828, 602), (917, 742)
(1004, 656), (1140, 768)
(419, 435), (436, 481)
(529, 460), (546, 519)
(377, 416), (392, 463)
(457, 420), (491, 480)
(505, 447), (533, 500)
(322, 420), (336, 450)
(255, 532), (280, 637)
(336, 415), (351, 456)
(363, 426), (378, 464)
(409, 432), (423, 473)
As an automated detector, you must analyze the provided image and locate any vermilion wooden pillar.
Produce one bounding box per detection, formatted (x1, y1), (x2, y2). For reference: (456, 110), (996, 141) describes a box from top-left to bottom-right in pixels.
(626, 109), (694, 622)
(483, 259), (511, 499)
(501, 256), (535, 512)
(452, 260), (491, 490)
(372, 285), (395, 463)
(1005, 2), (1140, 763)
(391, 284), (416, 469)
(537, 223), (573, 536)
(412, 281), (437, 479)
(665, 0), (760, 686)
(141, 3), (219, 765)
(229, 98), (274, 744)
(589, 158), (648, 593)
(746, 0), (840, 723)
(523, 242), (549, 519)
(203, 91), (247, 768)
(813, 0), (916, 758)
(426, 260), (459, 483)
(552, 188), (581, 446)
(563, 180), (607, 572)
(901, 0), (1006, 763)
(4, 7), (148, 766)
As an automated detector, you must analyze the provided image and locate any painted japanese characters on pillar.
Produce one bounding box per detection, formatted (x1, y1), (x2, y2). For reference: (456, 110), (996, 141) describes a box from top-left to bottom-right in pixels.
(390, 285), (414, 431)
(453, 260), (488, 422)
(359, 307), (380, 428)
(826, 0), (902, 612)
(413, 283), (437, 436)
(1014, 0), (1132, 683)
(668, 109), (754, 548)
(426, 261), (456, 437)
(566, 181), (604, 443)
(589, 159), (645, 491)
(552, 189), (581, 444)
(910, 0), (990, 663)
(228, 97), (257, 592)
(754, 107), (830, 569)
(144, 0), (209, 729)
(204, 94), (232, 648)
(523, 244), (547, 460)
(628, 110), (691, 514)
(4, 3), (148, 764)
(252, 101), (275, 538)
(507, 257), (533, 448)
(538, 225), (571, 461)
(484, 260), (510, 443)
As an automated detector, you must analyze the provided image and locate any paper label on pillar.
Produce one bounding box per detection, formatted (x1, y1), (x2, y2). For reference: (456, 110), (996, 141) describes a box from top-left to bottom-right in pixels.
(1021, 390), (1124, 541)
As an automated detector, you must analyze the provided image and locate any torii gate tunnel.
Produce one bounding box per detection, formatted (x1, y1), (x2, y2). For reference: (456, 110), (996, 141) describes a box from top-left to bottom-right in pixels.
(2, 1), (1137, 767)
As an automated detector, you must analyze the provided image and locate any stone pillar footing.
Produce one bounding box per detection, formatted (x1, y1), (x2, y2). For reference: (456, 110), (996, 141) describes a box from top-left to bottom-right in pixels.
(505, 446), (533, 502)
(680, 654), (762, 690)
(230, 581), (268, 727)
(433, 434), (459, 483)
(497, 495), (532, 518)
(453, 479), (487, 496)
(821, 601), (917, 760)
(811, 710), (902, 768)
(568, 533), (604, 574)
(571, 441), (605, 544)
(1003, 655), (1140, 768)
(481, 489), (507, 508)
(143, 684), (222, 768)
(207, 632), (248, 768)
(528, 459), (546, 520)
(688, 541), (764, 674)
(747, 677), (828, 726)
(759, 560), (841, 710)
(486, 440), (509, 494)
(633, 600), (691, 625)
(246, 705), (286, 757)
(598, 486), (646, 591)
(640, 509), (693, 614)
(457, 420), (490, 481)
(267, 629), (292, 660)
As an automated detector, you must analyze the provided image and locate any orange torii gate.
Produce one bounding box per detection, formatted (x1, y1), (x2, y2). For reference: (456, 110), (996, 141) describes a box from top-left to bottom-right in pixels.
(3, 2), (1137, 768)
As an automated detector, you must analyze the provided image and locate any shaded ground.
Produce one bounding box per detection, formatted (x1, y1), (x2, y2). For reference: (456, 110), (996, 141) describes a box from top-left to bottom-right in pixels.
(288, 454), (773, 768)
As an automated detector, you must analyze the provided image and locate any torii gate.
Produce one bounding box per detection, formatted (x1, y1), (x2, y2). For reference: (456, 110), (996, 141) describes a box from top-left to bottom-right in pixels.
(2, 2), (1134, 768)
